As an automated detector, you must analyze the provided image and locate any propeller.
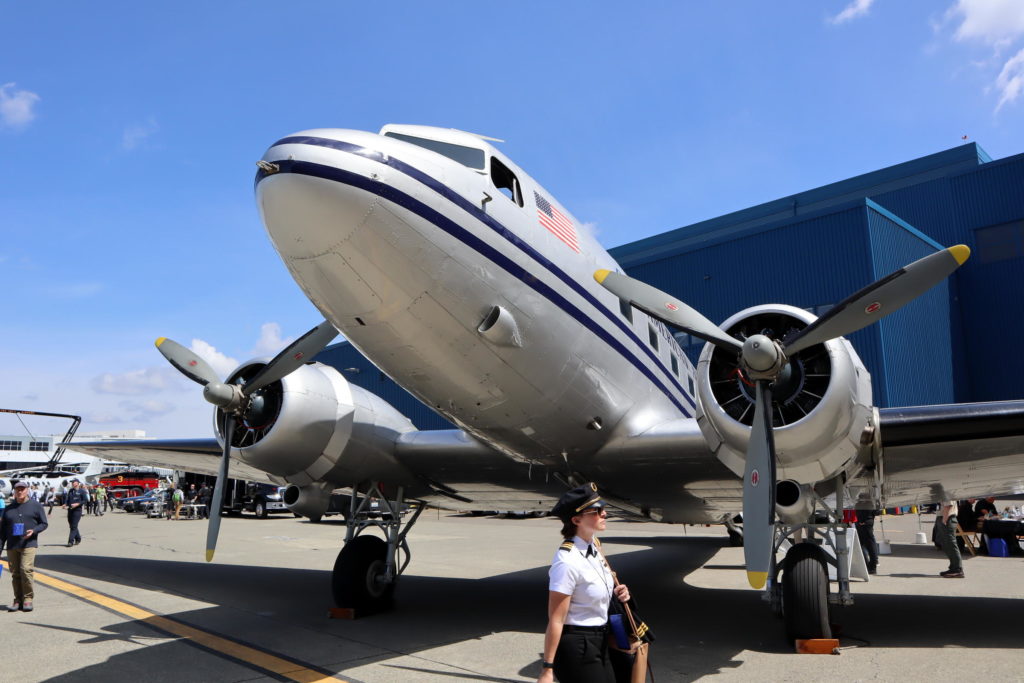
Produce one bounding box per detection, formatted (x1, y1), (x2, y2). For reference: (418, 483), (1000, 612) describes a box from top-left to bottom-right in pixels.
(154, 320), (338, 561)
(595, 244), (970, 588)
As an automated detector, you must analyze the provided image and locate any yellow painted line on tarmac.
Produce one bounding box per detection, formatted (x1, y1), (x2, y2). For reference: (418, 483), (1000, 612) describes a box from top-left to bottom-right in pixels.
(1, 560), (347, 683)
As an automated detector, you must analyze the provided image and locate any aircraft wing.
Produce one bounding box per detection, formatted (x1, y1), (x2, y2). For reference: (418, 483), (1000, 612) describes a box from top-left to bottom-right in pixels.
(874, 400), (1024, 505)
(66, 439), (281, 485)
(397, 419), (741, 522)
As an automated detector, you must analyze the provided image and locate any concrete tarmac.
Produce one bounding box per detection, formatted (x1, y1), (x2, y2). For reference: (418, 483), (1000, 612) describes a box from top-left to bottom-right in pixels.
(2, 505), (1022, 682)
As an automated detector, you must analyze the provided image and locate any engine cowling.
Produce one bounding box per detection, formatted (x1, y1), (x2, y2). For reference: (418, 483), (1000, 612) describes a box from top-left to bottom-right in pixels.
(695, 304), (874, 486)
(212, 360), (416, 487)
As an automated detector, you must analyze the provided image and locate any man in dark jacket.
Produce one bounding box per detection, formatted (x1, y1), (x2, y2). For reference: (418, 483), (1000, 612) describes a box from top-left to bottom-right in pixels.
(197, 484), (211, 519)
(0, 480), (49, 611)
(63, 479), (88, 546)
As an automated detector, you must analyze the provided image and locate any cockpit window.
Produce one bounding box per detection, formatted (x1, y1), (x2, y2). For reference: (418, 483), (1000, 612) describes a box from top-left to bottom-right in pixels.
(384, 132), (485, 170)
(489, 157), (523, 207)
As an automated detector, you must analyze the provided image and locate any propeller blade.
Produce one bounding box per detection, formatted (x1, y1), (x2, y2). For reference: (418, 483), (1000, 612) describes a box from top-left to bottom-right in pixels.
(595, 270), (742, 351)
(242, 320), (339, 396)
(783, 245), (970, 356)
(742, 380), (776, 589)
(205, 416), (234, 562)
(155, 337), (220, 386)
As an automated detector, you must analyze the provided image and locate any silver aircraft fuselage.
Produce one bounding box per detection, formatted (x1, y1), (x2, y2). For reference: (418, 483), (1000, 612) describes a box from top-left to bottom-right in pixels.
(256, 126), (696, 468)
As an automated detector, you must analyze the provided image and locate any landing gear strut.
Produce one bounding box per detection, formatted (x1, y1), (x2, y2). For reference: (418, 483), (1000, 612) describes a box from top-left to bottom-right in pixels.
(332, 481), (424, 614)
(763, 476), (855, 641)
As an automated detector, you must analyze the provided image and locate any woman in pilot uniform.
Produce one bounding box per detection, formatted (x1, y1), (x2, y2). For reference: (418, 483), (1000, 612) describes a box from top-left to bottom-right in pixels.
(538, 483), (630, 683)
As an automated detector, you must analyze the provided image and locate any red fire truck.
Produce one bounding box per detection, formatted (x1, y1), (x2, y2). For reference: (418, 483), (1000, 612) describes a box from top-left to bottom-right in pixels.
(100, 470), (165, 498)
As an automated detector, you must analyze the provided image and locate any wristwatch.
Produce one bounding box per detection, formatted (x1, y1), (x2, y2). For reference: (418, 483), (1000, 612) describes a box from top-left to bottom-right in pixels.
(542, 661), (555, 669)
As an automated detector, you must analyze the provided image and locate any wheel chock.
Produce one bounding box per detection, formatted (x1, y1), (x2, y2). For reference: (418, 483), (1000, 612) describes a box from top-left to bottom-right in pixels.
(795, 639), (840, 654)
(328, 607), (357, 620)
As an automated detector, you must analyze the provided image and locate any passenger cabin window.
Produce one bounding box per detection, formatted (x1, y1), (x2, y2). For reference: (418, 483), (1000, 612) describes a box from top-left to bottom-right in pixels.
(671, 354), (679, 377)
(619, 298), (633, 323)
(490, 157), (523, 207)
(648, 324), (659, 351)
(383, 132), (485, 170)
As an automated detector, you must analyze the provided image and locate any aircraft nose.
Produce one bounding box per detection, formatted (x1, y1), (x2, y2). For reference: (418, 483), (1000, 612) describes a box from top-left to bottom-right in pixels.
(255, 134), (384, 261)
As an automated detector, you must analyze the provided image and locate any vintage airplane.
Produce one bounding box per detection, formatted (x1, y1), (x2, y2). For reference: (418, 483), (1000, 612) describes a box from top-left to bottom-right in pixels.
(0, 459), (105, 497)
(70, 124), (1024, 641)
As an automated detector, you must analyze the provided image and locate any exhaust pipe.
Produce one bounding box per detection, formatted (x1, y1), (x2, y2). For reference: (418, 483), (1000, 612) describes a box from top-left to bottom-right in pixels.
(283, 483), (332, 518)
(775, 479), (814, 524)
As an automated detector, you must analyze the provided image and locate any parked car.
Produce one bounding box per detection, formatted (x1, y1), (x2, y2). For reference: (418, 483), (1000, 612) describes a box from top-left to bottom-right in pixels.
(118, 488), (163, 513)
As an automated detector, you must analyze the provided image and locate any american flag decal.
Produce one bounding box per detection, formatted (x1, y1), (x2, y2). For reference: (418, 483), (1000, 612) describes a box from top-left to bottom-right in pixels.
(534, 191), (580, 253)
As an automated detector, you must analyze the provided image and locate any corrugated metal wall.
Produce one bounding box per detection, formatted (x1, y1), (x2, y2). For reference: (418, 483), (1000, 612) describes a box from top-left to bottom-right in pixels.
(613, 147), (1024, 407)
(951, 154), (1024, 401)
(866, 207), (954, 406)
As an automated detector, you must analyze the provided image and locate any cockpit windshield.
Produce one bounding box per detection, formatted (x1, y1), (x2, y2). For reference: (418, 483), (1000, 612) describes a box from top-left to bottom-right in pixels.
(384, 132), (485, 170)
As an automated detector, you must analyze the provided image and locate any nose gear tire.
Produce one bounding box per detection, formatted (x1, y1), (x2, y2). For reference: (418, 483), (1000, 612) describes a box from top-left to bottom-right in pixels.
(332, 535), (395, 613)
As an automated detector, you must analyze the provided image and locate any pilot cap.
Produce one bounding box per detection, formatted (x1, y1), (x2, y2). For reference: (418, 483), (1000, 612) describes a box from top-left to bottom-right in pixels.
(551, 482), (604, 522)
(13, 480), (30, 489)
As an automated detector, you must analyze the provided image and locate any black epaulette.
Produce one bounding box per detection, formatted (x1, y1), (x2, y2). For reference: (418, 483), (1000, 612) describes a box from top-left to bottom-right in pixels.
(559, 540), (574, 552)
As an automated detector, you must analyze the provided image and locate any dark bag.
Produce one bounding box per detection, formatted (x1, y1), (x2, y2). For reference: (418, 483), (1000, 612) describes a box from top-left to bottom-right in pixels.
(598, 544), (654, 683)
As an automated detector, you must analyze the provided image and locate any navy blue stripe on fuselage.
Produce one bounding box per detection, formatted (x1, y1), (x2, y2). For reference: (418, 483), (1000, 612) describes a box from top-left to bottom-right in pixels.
(261, 141), (693, 415)
(270, 136), (697, 410)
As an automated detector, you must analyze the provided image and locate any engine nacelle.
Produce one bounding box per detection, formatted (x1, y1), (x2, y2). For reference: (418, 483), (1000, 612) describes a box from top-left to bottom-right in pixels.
(283, 482), (333, 518)
(695, 304), (874, 486)
(213, 360), (416, 487)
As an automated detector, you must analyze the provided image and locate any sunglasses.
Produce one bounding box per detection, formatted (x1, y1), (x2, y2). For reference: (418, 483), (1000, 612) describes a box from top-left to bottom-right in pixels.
(580, 507), (607, 517)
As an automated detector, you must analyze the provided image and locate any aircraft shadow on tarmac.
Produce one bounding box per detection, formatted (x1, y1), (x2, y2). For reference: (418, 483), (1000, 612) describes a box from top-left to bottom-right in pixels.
(32, 534), (1024, 683)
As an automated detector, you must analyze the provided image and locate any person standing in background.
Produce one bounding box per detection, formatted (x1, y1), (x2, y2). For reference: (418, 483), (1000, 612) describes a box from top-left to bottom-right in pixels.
(63, 479), (87, 547)
(938, 500), (964, 578)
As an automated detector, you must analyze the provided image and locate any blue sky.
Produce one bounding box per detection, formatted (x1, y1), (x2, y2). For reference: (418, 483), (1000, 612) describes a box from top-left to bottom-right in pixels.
(2, 0), (1023, 439)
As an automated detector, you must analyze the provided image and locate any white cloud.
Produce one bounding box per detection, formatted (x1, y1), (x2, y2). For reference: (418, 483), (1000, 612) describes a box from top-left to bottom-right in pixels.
(830, 0), (875, 24)
(119, 399), (176, 421)
(190, 339), (239, 378)
(91, 367), (176, 395)
(943, 0), (1024, 113)
(995, 47), (1024, 110)
(0, 83), (40, 128)
(84, 411), (123, 425)
(250, 322), (296, 357)
(949, 0), (1024, 47)
(122, 117), (159, 150)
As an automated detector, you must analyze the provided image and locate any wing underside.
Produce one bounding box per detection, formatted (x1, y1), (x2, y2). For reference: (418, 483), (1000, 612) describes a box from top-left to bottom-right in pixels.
(872, 400), (1024, 505)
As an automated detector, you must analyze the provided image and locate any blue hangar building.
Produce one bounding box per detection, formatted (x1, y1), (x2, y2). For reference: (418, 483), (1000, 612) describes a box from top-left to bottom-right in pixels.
(316, 142), (1024, 430)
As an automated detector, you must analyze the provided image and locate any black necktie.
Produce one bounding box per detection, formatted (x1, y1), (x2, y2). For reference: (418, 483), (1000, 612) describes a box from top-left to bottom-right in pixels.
(586, 544), (596, 558)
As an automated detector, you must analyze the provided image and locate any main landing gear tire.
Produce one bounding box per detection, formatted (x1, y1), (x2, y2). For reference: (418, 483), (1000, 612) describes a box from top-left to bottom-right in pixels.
(332, 535), (395, 613)
(782, 543), (831, 641)
(727, 528), (744, 547)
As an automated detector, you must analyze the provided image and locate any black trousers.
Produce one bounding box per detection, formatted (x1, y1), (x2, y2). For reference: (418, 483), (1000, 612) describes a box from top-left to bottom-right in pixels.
(856, 523), (878, 569)
(553, 628), (614, 683)
(67, 508), (83, 544)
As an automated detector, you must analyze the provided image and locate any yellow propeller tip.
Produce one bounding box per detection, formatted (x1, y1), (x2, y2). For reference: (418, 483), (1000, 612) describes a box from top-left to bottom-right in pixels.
(205, 549), (215, 562)
(746, 571), (768, 589)
(949, 244), (970, 265)
(155, 337), (167, 347)
(594, 269), (611, 284)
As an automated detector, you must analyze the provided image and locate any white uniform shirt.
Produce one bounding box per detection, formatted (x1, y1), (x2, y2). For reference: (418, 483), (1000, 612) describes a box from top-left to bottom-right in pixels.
(548, 536), (614, 626)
